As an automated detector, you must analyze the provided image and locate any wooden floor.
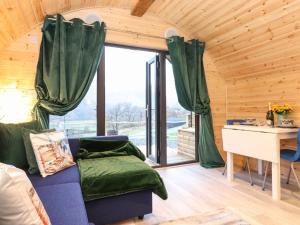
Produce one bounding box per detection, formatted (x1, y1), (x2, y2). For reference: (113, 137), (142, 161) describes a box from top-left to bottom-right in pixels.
(112, 164), (300, 225)
(139, 146), (194, 165)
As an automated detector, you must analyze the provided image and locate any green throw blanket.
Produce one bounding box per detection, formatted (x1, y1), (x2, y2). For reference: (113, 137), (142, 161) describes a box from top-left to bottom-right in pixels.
(77, 139), (168, 201)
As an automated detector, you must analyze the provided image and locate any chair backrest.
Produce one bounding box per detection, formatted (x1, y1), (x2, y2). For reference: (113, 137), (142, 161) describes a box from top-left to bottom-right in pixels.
(226, 119), (246, 125)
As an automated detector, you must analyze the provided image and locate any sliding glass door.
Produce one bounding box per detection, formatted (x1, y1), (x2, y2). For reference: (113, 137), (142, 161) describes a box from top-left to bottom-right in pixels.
(145, 54), (196, 165)
(146, 56), (160, 163)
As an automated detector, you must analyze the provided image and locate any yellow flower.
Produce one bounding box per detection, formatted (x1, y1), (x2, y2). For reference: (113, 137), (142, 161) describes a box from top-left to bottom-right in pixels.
(272, 104), (293, 114)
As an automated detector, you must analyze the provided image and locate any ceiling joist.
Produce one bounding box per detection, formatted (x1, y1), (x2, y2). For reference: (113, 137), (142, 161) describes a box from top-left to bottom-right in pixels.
(131, 0), (155, 17)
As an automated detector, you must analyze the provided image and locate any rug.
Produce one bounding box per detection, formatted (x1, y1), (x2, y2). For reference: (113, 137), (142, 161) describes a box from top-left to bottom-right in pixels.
(158, 208), (251, 225)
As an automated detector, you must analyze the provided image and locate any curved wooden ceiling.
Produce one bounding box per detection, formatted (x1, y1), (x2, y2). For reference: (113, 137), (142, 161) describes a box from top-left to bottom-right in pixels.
(0, 0), (299, 80)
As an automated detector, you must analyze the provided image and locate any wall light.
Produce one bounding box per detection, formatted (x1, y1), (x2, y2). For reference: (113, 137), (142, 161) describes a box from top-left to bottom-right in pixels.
(0, 89), (32, 123)
(85, 14), (102, 24)
(164, 27), (178, 38)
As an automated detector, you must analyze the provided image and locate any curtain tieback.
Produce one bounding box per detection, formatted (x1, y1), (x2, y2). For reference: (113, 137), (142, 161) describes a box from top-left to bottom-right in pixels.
(194, 105), (210, 115)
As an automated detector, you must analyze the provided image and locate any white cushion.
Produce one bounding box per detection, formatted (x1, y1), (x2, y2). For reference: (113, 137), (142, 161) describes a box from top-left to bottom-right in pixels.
(30, 131), (75, 178)
(0, 163), (51, 225)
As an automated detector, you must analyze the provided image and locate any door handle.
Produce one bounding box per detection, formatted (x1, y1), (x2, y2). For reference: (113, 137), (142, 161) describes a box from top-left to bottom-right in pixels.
(145, 105), (149, 118)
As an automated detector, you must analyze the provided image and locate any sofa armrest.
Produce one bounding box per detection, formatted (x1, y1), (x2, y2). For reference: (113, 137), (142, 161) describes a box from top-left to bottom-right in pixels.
(68, 135), (129, 158)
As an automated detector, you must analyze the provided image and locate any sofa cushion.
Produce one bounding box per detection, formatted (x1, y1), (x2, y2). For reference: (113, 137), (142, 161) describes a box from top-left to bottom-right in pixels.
(30, 130), (75, 177)
(0, 121), (38, 169)
(36, 183), (89, 225)
(28, 165), (79, 187)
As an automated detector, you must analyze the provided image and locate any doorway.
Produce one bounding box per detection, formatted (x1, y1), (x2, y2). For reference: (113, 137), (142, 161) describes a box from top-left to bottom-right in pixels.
(103, 44), (197, 166)
(104, 46), (157, 164)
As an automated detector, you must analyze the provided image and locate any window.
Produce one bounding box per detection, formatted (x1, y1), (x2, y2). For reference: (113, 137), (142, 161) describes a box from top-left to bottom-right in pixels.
(49, 76), (97, 138)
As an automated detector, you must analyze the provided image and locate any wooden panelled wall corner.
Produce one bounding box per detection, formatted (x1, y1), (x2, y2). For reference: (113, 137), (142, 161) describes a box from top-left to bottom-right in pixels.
(1, 0), (300, 171)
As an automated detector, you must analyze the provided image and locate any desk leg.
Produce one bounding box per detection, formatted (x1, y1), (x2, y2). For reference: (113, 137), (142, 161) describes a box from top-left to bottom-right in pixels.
(272, 162), (281, 200)
(258, 159), (263, 176)
(227, 152), (234, 182)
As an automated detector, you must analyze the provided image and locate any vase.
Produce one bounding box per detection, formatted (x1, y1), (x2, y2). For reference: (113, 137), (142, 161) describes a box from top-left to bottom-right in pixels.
(277, 113), (287, 127)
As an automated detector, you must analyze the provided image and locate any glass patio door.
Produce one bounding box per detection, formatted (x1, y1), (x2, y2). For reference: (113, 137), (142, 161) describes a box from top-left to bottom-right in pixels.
(146, 55), (160, 163)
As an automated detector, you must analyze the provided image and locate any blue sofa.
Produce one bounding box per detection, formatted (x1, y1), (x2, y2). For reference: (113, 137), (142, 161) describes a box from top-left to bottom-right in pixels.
(28, 135), (152, 225)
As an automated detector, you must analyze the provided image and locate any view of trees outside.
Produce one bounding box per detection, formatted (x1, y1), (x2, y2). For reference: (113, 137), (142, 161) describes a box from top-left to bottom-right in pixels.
(49, 46), (193, 163)
(105, 102), (146, 145)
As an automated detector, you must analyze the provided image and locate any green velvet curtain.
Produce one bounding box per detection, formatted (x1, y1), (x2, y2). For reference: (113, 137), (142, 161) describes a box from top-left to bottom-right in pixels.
(33, 14), (106, 128)
(167, 36), (224, 168)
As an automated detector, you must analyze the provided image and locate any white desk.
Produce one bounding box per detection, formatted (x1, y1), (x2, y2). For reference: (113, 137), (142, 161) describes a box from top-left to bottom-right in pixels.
(222, 125), (298, 200)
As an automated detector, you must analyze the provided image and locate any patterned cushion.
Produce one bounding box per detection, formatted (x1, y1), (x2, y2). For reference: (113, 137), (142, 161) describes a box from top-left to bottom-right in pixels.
(0, 163), (51, 225)
(30, 131), (75, 178)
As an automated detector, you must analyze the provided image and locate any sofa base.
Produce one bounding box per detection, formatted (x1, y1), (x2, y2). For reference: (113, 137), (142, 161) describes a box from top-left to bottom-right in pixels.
(85, 190), (152, 225)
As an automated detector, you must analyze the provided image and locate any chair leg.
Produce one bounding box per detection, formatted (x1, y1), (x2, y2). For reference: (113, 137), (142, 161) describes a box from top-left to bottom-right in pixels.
(286, 166), (292, 184)
(262, 161), (270, 191)
(245, 157), (254, 186)
(291, 162), (300, 190)
(242, 158), (247, 171)
(222, 161), (227, 176)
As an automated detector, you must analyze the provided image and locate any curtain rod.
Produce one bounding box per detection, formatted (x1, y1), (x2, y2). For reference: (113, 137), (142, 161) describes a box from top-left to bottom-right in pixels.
(47, 17), (166, 40)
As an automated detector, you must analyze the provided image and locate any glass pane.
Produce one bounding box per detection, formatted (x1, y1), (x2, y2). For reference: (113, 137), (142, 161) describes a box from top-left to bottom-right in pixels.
(150, 62), (156, 158)
(49, 76), (97, 137)
(166, 59), (195, 164)
(105, 46), (156, 158)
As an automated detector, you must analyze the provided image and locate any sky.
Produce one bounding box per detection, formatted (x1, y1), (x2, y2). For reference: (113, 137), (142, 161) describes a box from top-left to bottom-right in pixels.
(105, 46), (181, 108)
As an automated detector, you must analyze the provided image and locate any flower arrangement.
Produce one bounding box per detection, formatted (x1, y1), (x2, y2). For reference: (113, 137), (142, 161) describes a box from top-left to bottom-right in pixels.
(272, 104), (293, 115)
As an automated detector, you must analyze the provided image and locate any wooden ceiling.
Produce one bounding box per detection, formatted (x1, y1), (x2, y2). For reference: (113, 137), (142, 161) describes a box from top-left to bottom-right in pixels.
(0, 0), (299, 80)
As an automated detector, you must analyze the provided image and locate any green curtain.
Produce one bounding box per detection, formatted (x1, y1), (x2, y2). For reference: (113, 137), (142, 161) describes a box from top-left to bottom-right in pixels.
(167, 36), (224, 168)
(33, 14), (106, 128)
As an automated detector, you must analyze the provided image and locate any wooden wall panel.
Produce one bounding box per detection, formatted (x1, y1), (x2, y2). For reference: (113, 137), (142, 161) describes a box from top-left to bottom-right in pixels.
(205, 53), (227, 158)
(0, 28), (40, 123)
(64, 8), (190, 50)
(227, 74), (300, 124)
